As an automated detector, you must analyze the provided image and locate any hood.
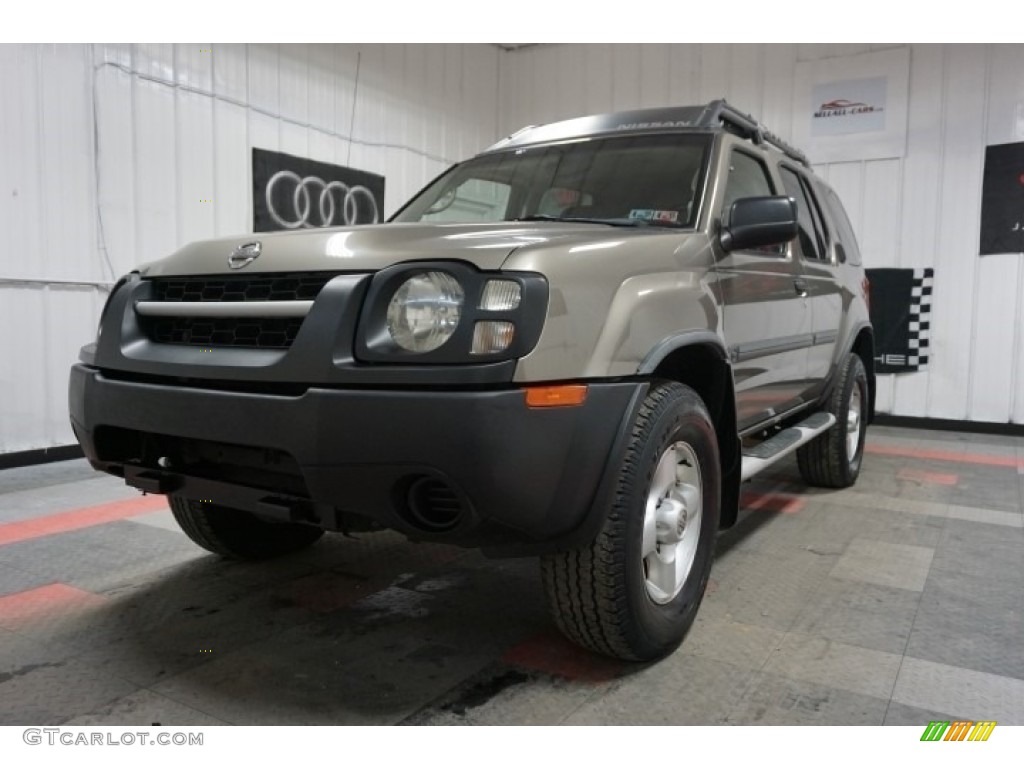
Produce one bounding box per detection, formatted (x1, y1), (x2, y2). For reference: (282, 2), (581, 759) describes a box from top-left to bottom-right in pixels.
(137, 222), (672, 277)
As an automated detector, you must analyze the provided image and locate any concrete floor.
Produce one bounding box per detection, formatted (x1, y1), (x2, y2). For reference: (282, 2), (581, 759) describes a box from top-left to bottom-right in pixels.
(1, 425), (1022, 726)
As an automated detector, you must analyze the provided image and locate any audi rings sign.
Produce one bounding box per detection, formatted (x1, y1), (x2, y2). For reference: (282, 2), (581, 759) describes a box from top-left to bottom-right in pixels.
(252, 148), (385, 232)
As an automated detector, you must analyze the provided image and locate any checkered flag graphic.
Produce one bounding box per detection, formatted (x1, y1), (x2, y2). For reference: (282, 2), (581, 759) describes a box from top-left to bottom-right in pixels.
(906, 268), (933, 369)
(866, 266), (935, 374)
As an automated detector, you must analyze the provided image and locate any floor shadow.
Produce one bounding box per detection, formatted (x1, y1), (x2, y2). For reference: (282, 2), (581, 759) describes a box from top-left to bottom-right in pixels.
(76, 530), (637, 723)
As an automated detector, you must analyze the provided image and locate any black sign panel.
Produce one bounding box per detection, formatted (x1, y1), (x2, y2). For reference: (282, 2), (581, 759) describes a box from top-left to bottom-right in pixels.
(865, 267), (932, 374)
(980, 141), (1024, 256)
(252, 148), (385, 232)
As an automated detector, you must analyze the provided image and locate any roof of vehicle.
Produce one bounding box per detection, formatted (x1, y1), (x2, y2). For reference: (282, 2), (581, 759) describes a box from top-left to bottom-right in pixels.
(485, 99), (810, 168)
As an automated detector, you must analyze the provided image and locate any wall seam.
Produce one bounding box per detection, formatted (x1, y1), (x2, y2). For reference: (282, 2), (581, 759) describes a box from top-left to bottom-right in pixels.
(210, 43), (220, 237)
(172, 44), (183, 253)
(129, 45), (142, 276)
(33, 46), (53, 443)
(245, 44), (252, 229)
(495, 44), (502, 147)
(964, 45), (994, 419)
(89, 45), (117, 281)
(1011, 252), (1024, 422)
(923, 45), (949, 420)
(891, 45), (912, 414)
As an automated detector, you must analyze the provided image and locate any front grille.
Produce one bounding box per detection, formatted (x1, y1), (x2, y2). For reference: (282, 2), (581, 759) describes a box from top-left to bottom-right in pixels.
(153, 274), (334, 303)
(140, 272), (336, 349)
(145, 316), (304, 348)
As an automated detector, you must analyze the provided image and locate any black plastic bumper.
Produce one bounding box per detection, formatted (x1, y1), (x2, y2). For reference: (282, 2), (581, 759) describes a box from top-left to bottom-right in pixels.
(69, 364), (646, 554)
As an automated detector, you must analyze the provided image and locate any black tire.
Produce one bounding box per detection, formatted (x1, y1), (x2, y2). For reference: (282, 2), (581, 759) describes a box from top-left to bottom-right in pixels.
(540, 381), (720, 662)
(169, 496), (324, 560)
(797, 352), (868, 488)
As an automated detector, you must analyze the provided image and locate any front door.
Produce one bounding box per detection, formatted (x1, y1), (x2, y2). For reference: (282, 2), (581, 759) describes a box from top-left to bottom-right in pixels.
(714, 144), (813, 432)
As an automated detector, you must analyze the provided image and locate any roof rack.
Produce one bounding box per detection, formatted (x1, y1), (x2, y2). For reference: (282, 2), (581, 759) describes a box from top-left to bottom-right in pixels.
(698, 99), (810, 168)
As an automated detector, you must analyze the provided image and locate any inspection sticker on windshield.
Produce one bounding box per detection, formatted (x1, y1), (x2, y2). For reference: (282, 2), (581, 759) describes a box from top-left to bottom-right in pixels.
(629, 209), (679, 223)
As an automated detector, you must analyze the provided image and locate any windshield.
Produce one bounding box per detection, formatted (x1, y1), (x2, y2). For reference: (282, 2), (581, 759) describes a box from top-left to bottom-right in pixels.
(392, 133), (711, 228)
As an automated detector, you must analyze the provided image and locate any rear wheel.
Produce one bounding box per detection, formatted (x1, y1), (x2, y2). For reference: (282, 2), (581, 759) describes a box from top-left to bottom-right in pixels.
(169, 496), (324, 560)
(797, 352), (868, 488)
(540, 382), (720, 662)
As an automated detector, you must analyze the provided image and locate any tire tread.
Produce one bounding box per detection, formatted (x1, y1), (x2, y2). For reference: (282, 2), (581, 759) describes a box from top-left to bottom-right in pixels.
(797, 353), (867, 488)
(169, 496), (323, 560)
(541, 382), (717, 661)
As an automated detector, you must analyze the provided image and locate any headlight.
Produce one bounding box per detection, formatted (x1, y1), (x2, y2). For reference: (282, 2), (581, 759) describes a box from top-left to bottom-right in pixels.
(355, 262), (548, 364)
(385, 271), (465, 352)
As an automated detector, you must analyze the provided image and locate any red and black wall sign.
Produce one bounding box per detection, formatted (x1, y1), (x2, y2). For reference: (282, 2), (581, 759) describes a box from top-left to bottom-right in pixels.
(252, 148), (385, 232)
(980, 141), (1024, 256)
(865, 267), (933, 374)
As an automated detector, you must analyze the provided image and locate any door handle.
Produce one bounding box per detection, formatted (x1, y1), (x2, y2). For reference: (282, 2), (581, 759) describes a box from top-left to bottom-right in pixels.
(794, 279), (809, 298)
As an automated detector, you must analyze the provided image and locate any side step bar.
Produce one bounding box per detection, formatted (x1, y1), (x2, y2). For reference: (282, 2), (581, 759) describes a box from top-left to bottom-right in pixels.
(740, 412), (836, 481)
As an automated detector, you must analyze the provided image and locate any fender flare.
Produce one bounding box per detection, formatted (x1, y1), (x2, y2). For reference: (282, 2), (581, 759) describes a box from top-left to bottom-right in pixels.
(637, 330), (730, 374)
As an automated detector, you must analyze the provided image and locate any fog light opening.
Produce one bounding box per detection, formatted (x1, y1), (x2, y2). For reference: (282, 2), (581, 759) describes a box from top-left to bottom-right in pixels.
(402, 477), (464, 533)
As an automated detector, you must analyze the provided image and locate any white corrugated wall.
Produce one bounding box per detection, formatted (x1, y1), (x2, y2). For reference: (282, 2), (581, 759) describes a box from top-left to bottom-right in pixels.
(498, 43), (1024, 425)
(3, 43), (1023, 456)
(0, 43), (500, 454)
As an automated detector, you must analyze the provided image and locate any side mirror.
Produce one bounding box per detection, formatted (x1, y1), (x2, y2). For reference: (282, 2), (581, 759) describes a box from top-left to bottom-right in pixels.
(720, 196), (798, 252)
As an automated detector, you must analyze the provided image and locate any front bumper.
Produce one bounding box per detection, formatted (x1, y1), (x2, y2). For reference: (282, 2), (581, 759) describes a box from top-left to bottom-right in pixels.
(69, 364), (645, 553)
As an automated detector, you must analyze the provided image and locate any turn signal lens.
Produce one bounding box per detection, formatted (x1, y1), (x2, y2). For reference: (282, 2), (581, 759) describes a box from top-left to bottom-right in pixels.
(471, 321), (515, 354)
(479, 280), (522, 311)
(524, 384), (588, 408)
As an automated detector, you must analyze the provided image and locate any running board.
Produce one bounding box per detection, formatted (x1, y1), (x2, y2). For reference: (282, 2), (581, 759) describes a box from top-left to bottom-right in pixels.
(740, 412), (836, 481)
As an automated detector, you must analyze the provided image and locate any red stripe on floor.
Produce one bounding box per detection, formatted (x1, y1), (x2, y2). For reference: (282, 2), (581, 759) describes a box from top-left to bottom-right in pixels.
(502, 630), (624, 683)
(741, 492), (806, 514)
(0, 583), (109, 627)
(0, 495), (168, 547)
(897, 467), (959, 486)
(866, 443), (1022, 469)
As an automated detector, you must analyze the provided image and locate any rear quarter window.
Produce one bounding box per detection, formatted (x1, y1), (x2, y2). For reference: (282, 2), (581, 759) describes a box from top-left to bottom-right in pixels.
(820, 183), (862, 266)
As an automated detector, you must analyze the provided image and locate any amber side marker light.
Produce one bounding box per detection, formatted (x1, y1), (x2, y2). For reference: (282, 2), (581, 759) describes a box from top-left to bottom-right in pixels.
(524, 384), (588, 408)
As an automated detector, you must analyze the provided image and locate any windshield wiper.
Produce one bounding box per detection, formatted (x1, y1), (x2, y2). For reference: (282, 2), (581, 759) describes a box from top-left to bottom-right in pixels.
(512, 215), (681, 228)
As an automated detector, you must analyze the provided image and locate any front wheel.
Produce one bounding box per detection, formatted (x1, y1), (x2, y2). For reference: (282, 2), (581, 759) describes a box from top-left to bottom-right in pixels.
(169, 496), (324, 560)
(541, 381), (720, 662)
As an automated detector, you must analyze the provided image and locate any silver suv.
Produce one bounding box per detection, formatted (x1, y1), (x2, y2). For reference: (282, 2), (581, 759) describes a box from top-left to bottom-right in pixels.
(69, 100), (874, 661)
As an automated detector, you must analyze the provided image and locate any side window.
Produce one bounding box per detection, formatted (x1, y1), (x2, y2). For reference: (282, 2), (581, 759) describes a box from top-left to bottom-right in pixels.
(804, 180), (830, 256)
(721, 150), (784, 256)
(420, 178), (511, 223)
(721, 150), (775, 217)
(780, 167), (826, 261)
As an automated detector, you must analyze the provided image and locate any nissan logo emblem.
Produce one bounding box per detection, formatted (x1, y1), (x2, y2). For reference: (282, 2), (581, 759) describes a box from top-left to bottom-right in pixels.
(228, 241), (262, 270)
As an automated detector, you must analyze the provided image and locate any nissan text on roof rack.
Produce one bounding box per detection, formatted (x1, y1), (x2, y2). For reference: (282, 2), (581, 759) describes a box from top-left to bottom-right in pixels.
(69, 100), (875, 662)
